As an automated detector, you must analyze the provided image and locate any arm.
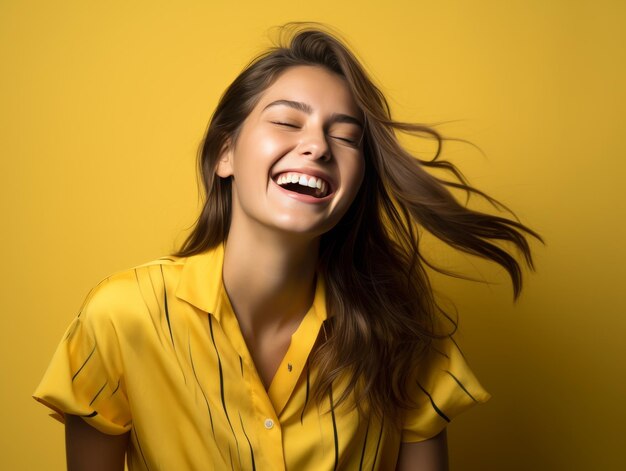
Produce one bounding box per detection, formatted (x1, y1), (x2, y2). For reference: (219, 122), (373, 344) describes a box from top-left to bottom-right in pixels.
(65, 414), (129, 471)
(396, 428), (449, 471)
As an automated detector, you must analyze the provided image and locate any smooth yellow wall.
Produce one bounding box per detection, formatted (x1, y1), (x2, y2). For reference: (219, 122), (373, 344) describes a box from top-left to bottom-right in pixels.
(2, 1), (624, 469)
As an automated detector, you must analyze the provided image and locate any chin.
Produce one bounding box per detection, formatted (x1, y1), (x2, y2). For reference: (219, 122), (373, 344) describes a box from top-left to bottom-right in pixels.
(268, 216), (337, 239)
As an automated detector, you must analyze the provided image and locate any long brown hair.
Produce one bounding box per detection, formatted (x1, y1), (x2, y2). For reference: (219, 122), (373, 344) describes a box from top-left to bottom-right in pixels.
(176, 23), (541, 423)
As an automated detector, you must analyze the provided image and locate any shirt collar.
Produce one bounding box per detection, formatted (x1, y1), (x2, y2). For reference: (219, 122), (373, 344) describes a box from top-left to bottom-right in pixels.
(311, 272), (328, 322)
(175, 243), (328, 322)
(176, 243), (225, 316)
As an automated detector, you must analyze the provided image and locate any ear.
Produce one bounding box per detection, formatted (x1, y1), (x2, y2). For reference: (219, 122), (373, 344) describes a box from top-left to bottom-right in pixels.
(216, 139), (234, 178)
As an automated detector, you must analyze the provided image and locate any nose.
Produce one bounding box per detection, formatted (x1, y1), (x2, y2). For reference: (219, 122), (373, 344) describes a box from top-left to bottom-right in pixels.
(298, 127), (331, 162)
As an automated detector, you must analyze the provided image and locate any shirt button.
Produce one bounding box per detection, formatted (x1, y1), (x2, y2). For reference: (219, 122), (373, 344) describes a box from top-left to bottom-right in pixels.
(264, 418), (274, 429)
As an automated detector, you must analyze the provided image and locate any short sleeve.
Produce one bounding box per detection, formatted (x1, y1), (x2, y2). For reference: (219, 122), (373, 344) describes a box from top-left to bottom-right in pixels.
(33, 281), (132, 435)
(401, 335), (491, 442)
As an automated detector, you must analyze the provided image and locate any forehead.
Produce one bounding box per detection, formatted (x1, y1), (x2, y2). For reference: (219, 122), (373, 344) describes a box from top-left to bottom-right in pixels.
(254, 65), (361, 117)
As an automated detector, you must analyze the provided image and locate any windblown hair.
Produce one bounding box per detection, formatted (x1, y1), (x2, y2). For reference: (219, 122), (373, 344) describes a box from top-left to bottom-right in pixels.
(176, 23), (541, 423)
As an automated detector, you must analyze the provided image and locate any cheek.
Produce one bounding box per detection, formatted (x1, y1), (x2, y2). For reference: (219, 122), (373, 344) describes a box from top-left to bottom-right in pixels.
(258, 134), (286, 159)
(235, 130), (291, 172)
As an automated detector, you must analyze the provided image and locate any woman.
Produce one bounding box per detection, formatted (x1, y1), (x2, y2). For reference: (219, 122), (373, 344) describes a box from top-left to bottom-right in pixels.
(35, 24), (539, 470)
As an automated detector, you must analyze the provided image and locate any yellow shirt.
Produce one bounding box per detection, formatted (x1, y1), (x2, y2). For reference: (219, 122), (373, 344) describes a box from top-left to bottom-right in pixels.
(34, 244), (489, 470)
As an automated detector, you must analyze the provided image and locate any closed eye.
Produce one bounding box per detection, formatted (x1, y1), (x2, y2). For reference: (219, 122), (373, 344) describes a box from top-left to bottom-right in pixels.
(271, 121), (360, 147)
(331, 136), (359, 147)
(271, 121), (300, 129)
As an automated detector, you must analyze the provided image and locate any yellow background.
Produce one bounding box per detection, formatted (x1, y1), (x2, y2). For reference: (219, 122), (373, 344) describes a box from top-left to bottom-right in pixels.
(2, 0), (624, 469)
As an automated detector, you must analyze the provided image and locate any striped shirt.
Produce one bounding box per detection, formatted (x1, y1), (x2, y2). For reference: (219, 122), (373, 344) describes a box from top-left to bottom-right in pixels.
(34, 244), (489, 470)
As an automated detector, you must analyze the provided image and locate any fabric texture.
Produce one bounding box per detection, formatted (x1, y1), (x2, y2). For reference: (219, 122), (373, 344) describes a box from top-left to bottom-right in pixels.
(34, 244), (490, 470)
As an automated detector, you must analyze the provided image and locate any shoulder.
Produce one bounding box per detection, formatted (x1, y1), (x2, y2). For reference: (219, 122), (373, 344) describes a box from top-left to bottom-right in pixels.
(78, 255), (186, 328)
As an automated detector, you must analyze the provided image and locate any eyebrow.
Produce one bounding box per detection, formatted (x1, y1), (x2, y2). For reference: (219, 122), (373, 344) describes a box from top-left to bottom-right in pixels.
(263, 99), (364, 129)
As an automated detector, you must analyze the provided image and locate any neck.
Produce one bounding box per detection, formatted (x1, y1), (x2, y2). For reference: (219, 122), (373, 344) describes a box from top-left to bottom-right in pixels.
(222, 221), (320, 338)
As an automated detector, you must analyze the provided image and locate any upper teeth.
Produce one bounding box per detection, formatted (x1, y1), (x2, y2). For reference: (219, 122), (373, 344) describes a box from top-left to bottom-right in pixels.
(276, 172), (328, 195)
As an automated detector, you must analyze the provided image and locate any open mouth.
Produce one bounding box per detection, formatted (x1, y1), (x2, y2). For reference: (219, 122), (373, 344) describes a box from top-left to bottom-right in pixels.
(273, 172), (331, 198)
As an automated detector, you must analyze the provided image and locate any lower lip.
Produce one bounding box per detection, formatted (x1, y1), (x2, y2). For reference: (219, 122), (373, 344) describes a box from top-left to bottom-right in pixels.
(271, 179), (333, 204)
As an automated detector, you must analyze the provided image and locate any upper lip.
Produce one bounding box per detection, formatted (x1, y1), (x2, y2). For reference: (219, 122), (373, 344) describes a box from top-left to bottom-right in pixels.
(271, 167), (335, 192)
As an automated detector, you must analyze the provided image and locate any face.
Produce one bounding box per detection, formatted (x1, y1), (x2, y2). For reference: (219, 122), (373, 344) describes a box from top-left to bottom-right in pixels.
(217, 65), (365, 239)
